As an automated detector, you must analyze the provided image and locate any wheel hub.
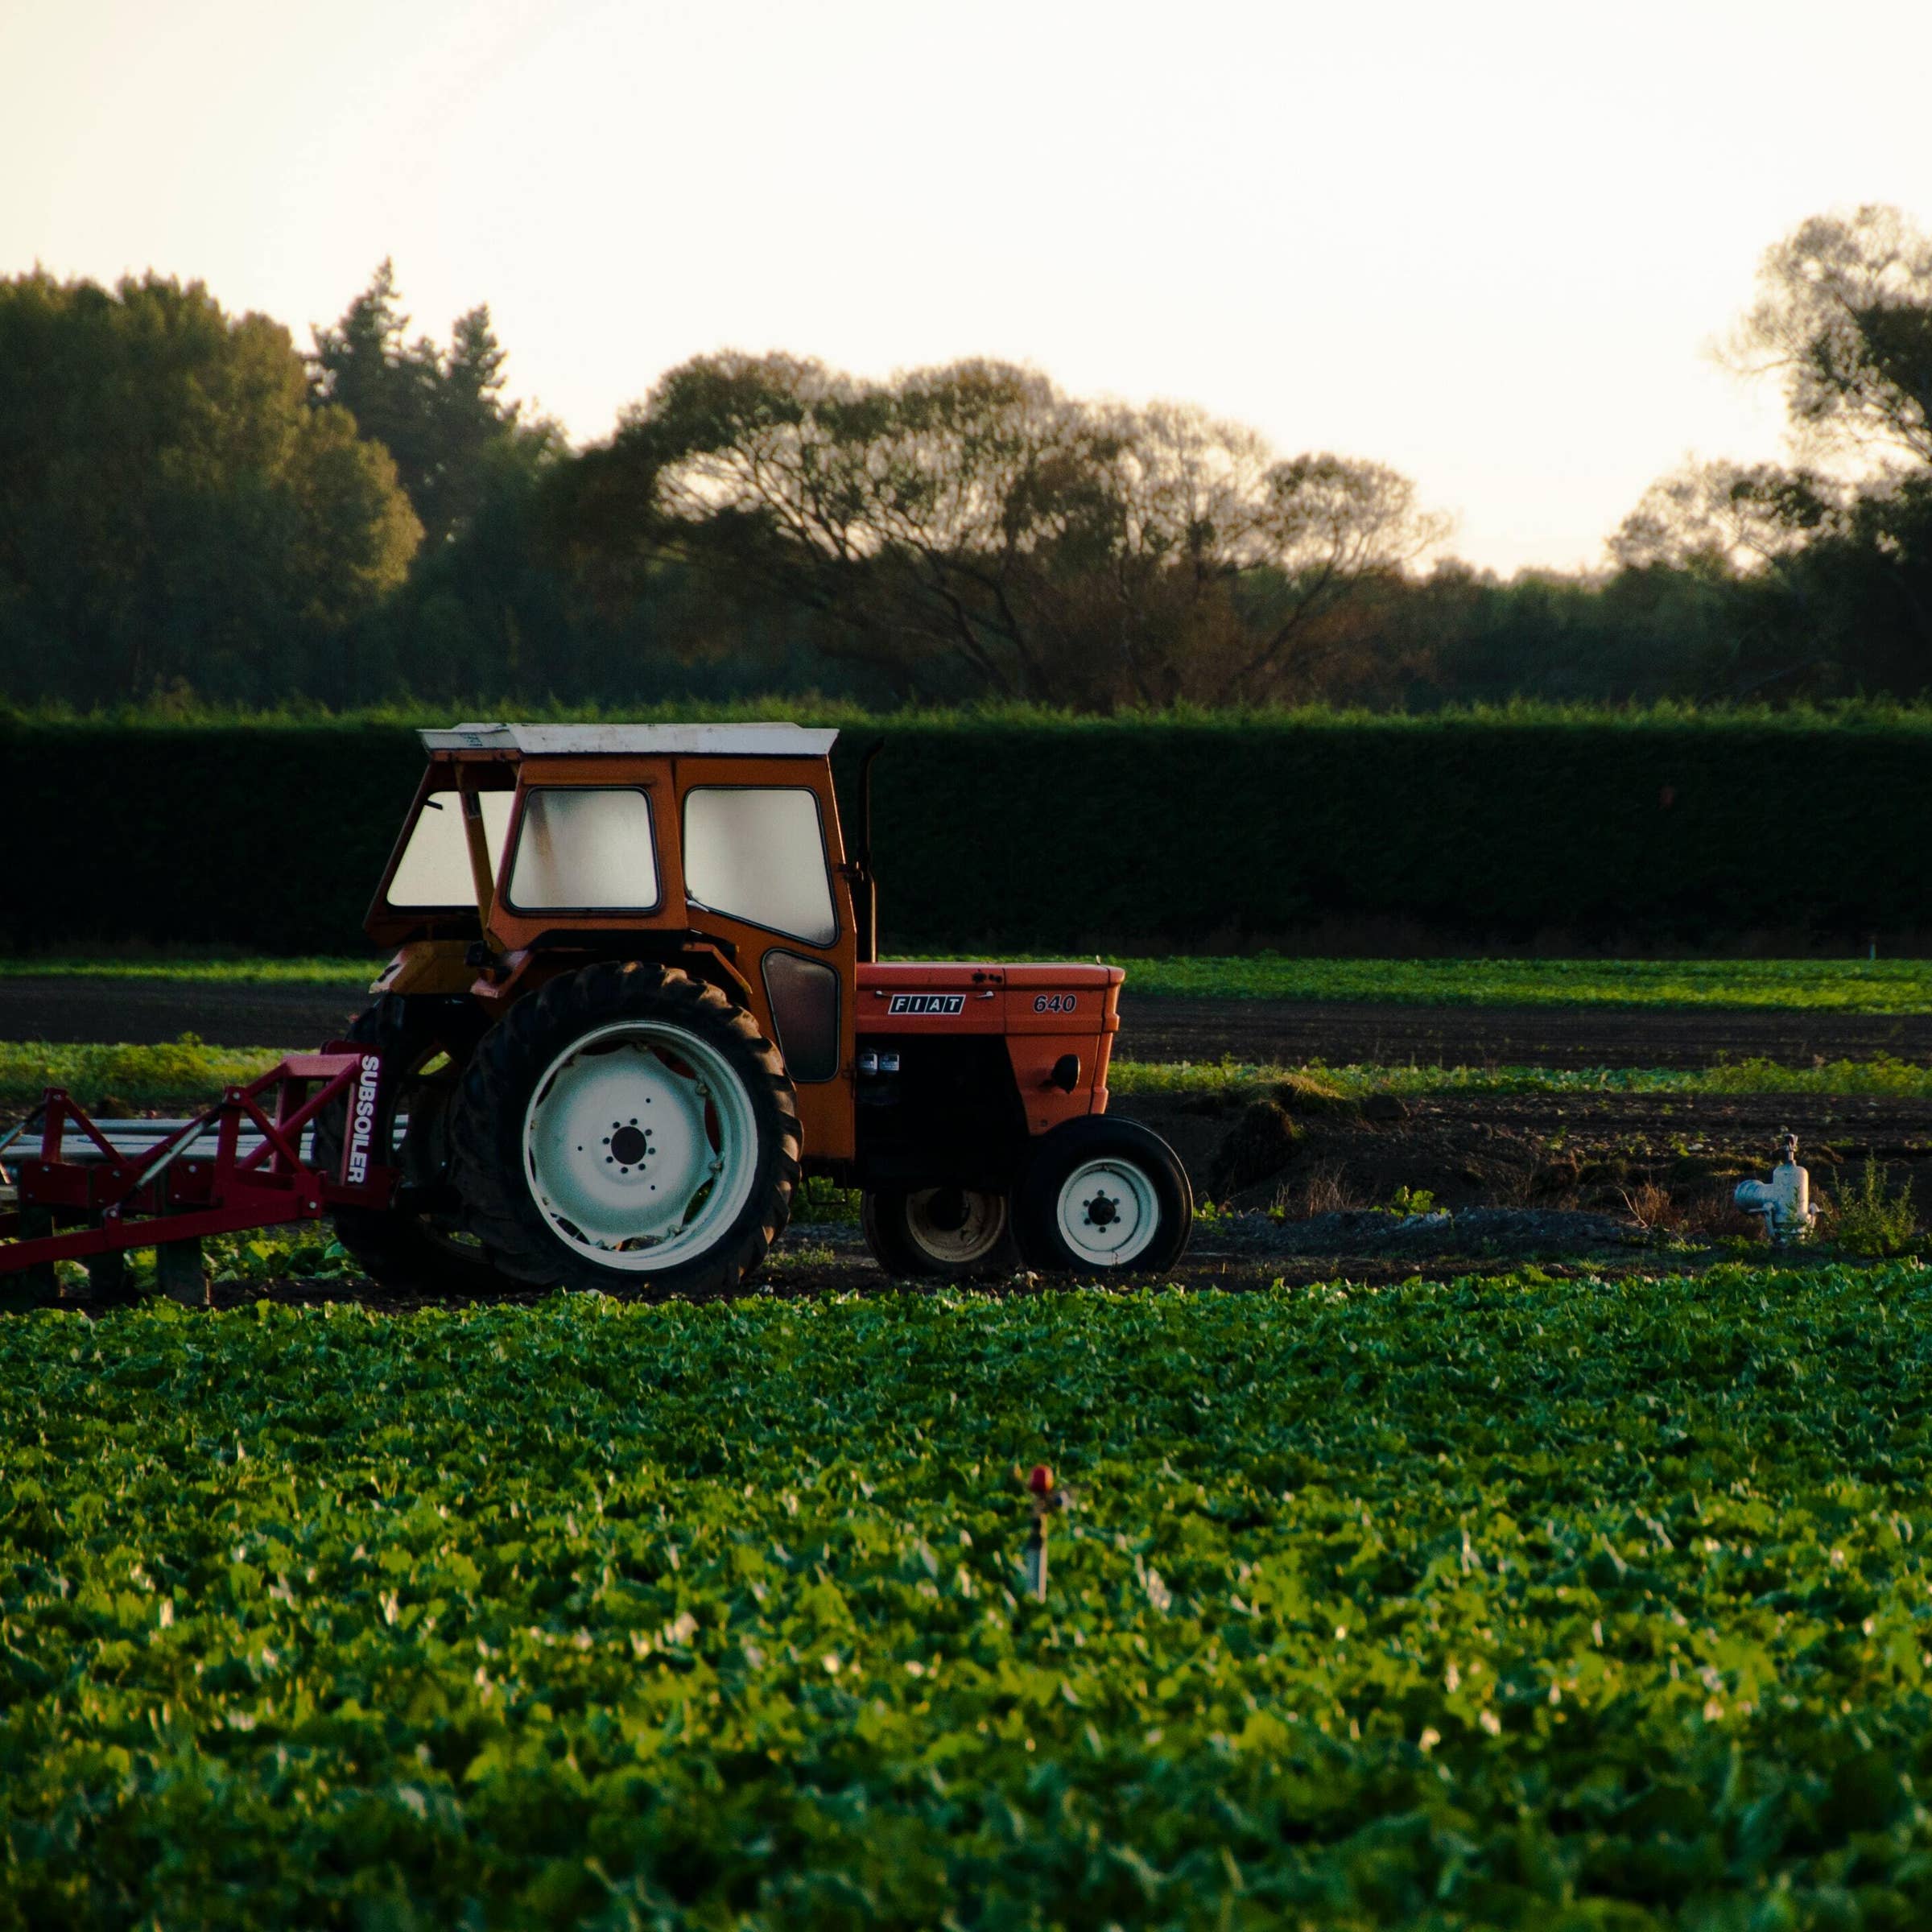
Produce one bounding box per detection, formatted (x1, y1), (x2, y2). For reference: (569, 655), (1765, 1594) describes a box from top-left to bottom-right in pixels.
(1055, 1156), (1158, 1265)
(905, 1186), (1009, 1265)
(925, 1187), (969, 1232)
(522, 1022), (758, 1272)
(1084, 1191), (1120, 1228)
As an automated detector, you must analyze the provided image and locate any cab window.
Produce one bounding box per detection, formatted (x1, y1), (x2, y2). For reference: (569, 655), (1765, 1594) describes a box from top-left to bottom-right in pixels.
(682, 786), (836, 945)
(506, 788), (659, 910)
(386, 791), (514, 909)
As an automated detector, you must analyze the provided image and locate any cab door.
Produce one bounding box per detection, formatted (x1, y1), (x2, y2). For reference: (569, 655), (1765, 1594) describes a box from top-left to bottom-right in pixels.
(671, 758), (858, 1162)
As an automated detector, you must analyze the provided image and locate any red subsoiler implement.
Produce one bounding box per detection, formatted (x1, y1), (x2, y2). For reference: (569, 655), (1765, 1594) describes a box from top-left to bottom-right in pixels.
(0, 1050), (393, 1310)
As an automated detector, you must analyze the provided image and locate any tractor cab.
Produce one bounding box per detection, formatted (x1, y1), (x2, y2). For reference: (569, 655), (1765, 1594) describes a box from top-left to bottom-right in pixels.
(366, 723), (858, 1163)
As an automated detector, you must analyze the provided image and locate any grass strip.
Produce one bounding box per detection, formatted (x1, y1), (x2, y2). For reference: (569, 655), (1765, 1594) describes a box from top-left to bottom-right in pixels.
(0, 1038), (287, 1109)
(6, 954), (1932, 1012)
(6, 1039), (1931, 1114)
(6, 1265), (1932, 1923)
(0, 955), (377, 983)
(1111, 1053), (1932, 1102)
(1092, 954), (1932, 1010)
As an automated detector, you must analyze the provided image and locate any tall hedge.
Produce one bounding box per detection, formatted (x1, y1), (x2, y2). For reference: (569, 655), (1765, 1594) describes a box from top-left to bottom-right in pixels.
(6, 715), (1930, 954)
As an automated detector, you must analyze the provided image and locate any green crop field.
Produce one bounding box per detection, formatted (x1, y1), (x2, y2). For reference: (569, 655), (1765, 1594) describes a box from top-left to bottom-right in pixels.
(5, 1266), (1932, 1926)
(6, 953), (1932, 1010)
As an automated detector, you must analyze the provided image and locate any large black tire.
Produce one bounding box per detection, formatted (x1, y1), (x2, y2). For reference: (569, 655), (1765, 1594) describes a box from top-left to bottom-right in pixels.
(316, 997), (517, 1296)
(1013, 1117), (1194, 1274)
(447, 961), (801, 1298)
(861, 1186), (1022, 1281)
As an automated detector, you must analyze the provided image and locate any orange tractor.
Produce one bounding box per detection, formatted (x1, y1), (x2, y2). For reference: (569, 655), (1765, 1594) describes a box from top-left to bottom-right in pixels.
(0, 724), (1192, 1298)
(335, 723), (1190, 1294)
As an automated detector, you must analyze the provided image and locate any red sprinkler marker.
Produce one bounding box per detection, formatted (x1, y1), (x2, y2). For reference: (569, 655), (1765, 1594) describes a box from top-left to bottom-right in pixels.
(1022, 1465), (1055, 1600)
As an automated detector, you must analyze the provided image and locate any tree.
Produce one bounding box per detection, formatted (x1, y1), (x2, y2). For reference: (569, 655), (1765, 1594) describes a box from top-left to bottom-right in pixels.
(1729, 205), (1932, 472)
(1609, 460), (1843, 576)
(1200, 448), (1447, 702)
(1607, 207), (1932, 700)
(0, 272), (419, 704)
(565, 352), (1443, 706)
(310, 261), (538, 548)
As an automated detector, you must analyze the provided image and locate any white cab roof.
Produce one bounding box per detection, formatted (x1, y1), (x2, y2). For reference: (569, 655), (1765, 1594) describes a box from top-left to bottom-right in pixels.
(419, 722), (839, 757)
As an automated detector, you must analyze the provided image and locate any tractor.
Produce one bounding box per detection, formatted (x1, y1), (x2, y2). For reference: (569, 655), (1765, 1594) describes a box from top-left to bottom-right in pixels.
(328, 721), (1192, 1296)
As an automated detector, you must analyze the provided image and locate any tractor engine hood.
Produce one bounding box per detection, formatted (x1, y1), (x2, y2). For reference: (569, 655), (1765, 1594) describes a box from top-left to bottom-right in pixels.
(856, 961), (1123, 1037)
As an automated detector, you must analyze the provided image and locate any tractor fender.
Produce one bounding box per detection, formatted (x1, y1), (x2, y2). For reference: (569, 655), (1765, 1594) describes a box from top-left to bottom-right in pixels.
(472, 936), (757, 1017)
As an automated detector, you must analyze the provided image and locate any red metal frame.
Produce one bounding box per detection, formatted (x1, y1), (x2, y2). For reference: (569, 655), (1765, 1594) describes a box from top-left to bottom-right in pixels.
(0, 1048), (396, 1276)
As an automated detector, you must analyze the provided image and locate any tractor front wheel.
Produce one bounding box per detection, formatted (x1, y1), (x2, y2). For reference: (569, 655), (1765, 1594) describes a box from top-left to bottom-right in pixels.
(1013, 1117), (1193, 1273)
(448, 962), (800, 1298)
(861, 1186), (1021, 1280)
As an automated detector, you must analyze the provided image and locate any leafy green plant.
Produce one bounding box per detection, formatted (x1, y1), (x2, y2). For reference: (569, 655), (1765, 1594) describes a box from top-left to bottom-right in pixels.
(1831, 1155), (1920, 1256)
(792, 1173), (861, 1224)
(1384, 1184), (1439, 1217)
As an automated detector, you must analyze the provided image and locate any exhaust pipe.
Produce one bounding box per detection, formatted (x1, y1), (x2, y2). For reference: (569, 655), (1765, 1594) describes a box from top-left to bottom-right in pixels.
(850, 739), (884, 964)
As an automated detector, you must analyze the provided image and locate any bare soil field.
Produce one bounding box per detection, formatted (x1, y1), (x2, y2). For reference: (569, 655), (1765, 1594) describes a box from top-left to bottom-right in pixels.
(0, 975), (372, 1050)
(1117, 1085), (1932, 1220)
(1121, 994), (1932, 1068)
(6, 976), (1926, 1311)
(17, 1084), (1916, 1315)
(6, 974), (1932, 1067)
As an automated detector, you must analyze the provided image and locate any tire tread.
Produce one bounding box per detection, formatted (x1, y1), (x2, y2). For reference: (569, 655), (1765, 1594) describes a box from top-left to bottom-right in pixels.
(319, 998), (511, 1296)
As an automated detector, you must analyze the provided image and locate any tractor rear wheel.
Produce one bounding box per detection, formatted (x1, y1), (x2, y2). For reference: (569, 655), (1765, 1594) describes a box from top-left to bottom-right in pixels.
(317, 997), (516, 1296)
(861, 1186), (1021, 1280)
(448, 961), (800, 1297)
(1013, 1117), (1193, 1273)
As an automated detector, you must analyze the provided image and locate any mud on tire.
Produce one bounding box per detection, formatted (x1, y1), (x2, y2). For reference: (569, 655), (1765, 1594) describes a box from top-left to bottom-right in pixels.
(448, 961), (801, 1298)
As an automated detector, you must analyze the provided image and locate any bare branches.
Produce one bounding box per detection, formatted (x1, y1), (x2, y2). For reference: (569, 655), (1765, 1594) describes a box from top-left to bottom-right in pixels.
(1609, 461), (1845, 576)
(592, 352), (1443, 705)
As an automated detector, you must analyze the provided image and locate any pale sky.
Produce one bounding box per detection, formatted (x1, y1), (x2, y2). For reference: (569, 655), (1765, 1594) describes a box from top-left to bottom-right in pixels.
(5, 0), (1930, 574)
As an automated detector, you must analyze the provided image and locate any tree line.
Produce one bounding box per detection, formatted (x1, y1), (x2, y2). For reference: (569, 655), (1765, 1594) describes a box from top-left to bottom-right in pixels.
(5, 208), (1932, 712)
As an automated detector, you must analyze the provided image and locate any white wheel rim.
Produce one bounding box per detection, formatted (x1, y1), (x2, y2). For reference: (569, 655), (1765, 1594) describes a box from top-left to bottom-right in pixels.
(904, 1187), (1009, 1266)
(522, 1020), (760, 1273)
(1056, 1156), (1159, 1266)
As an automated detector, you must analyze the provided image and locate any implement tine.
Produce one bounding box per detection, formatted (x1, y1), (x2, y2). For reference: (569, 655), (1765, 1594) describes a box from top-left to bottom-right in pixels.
(0, 1102), (48, 1164)
(0, 1102), (48, 1187)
